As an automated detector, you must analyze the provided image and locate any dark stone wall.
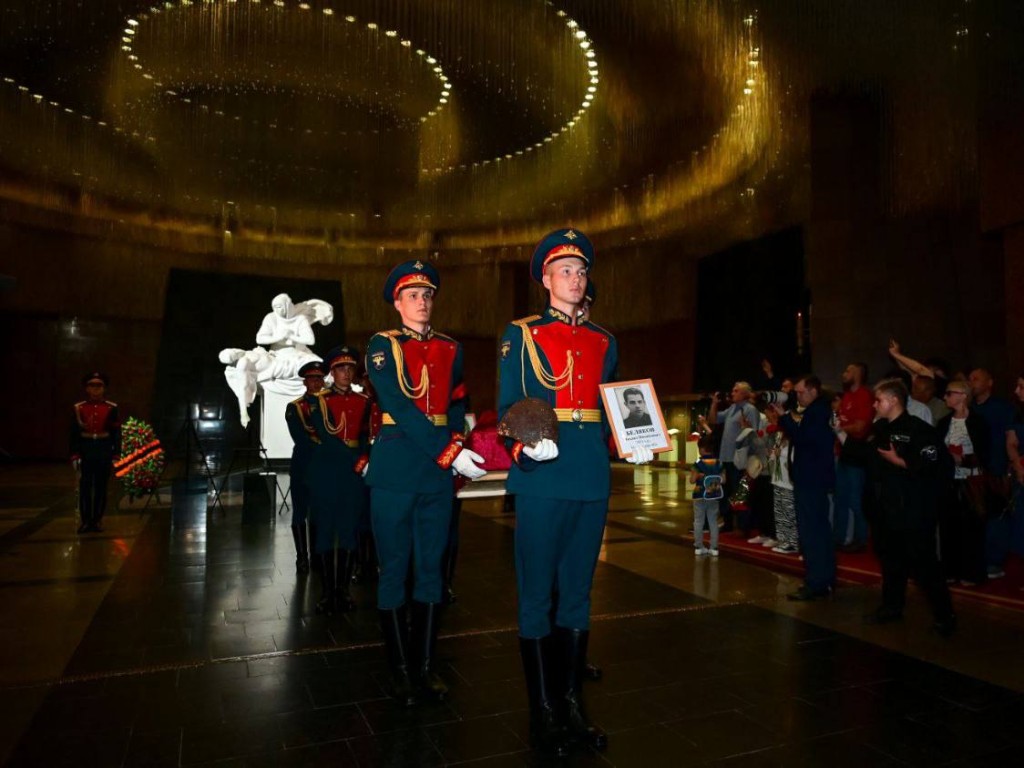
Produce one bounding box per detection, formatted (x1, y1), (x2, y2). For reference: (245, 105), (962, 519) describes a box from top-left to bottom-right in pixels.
(693, 228), (807, 393)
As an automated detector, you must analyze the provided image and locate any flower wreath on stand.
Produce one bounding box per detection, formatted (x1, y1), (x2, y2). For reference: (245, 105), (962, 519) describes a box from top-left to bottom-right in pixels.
(114, 417), (166, 501)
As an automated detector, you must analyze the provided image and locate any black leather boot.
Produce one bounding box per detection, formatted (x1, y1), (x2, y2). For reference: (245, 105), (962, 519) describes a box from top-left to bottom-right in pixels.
(410, 601), (449, 700)
(334, 549), (356, 613)
(309, 525), (322, 573)
(379, 606), (417, 707)
(291, 524), (310, 575)
(442, 542), (458, 604)
(366, 532), (379, 581)
(555, 627), (607, 751)
(315, 552), (335, 615)
(520, 637), (570, 758)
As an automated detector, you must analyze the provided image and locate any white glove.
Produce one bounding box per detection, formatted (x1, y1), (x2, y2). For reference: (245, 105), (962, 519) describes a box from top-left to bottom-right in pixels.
(523, 438), (559, 462)
(626, 445), (654, 465)
(361, 462), (369, 477)
(452, 448), (487, 479)
(71, 458), (81, 472)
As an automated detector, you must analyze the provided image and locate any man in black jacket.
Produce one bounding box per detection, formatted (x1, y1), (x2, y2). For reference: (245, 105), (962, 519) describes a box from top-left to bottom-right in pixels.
(869, 378), (956, 636)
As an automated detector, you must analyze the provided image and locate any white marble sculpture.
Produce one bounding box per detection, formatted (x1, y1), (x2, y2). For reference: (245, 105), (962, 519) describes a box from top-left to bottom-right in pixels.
(219, 293), (334, 430)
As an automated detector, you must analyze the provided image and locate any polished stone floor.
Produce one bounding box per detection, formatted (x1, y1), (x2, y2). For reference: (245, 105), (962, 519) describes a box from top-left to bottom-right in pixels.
(1, 463), (1023, 766)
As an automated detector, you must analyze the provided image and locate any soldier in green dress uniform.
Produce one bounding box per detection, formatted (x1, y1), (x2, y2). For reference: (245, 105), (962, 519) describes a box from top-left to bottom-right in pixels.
(308, 347), (372, 614)
(284, 361), (325, 575)
(365, 260), (487, 706)
(70, 372), (121, 534)
(498, 230), (652, 756)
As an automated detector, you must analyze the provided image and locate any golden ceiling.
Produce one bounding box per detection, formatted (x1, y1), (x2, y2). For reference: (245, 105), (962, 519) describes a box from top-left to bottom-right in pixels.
(0, 0), (995, 255)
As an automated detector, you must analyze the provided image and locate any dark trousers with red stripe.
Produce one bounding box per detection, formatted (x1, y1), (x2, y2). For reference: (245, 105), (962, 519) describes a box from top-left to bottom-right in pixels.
(80, 453), (112, 525)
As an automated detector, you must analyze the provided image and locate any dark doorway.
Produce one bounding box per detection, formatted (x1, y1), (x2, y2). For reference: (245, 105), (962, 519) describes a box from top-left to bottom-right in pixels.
(152, 270), (346, 467)
(693, 228), (809, 393)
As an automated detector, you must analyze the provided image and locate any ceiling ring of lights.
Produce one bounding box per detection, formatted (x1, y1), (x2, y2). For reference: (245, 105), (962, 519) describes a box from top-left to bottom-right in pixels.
(120, 0), (452, 139)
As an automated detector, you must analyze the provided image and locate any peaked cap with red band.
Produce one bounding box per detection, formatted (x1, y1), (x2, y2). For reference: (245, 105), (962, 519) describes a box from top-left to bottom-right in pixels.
(82, 371), (109, 387)
(530, 228), (595, 284)
(382, 259), (441, 303)
(298, 361), (327, 379)
(324, 345), (360, 370)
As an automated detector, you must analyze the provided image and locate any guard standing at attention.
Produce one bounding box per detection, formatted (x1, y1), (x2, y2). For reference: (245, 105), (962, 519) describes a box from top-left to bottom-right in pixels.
(352, 372), (381, 584)
(365, 260), (487, 706)
(70, 372), (121, 534)
(498, 230), (652, 756)
(284, 361), (326, 575)
(308, 346), (371, 615)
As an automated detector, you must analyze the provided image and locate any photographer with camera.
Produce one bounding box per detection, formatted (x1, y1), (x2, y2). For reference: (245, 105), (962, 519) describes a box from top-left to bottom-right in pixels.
(702, 383), (760, 532)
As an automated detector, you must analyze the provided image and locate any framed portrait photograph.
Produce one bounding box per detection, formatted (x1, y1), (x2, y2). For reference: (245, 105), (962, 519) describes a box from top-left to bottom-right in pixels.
(599, 378), (672, 459)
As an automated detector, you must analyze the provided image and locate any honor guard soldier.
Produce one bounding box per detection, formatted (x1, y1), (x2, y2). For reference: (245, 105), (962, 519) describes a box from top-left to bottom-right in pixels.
(352, 372), (381, 584)
(70, 372), (121, 534)
(365, 259), (486, 707)
(308, 347), (372, 615)
(498, 230), (652, 756)
(284, 361), (326, 575)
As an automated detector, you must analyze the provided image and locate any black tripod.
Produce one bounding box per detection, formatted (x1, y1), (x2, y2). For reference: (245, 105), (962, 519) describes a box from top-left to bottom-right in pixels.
(211, 432), (286, 514)
(163, 414), (216, 492)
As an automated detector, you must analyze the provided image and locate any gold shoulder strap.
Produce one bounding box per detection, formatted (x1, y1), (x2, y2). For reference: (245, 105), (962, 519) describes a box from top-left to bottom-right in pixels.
(291, 399), (315, 436)
(512, 319), (573, 397)
(385, 334), (429, 401)
(317, 393), (348, 436)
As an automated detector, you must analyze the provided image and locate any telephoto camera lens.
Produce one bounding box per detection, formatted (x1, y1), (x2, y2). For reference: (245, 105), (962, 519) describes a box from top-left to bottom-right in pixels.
(759, 391), (788, 405)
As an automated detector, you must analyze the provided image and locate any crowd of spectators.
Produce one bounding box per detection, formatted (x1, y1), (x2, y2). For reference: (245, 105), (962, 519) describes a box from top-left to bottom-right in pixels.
(693, 341), (1024, 635)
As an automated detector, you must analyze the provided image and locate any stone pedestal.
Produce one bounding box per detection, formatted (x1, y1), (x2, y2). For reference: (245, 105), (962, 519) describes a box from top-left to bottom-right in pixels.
(242, 472), (275, 524)
(260, 382), (303, 459)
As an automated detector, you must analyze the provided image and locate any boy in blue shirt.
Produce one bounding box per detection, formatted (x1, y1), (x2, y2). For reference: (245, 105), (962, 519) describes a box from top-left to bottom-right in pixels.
(691, 435), (725, 556)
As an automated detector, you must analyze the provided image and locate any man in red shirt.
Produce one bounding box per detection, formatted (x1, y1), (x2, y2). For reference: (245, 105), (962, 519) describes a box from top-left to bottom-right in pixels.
(834, 362), (874, 551)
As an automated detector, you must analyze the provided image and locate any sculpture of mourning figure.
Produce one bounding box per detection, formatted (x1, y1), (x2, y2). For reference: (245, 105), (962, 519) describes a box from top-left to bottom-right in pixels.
(219, 294), (334, 427)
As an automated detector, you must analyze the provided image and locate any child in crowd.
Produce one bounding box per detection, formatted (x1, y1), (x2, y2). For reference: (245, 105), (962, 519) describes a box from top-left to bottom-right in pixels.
(765, 408), (800, 554)
(691, 435), (724, 556)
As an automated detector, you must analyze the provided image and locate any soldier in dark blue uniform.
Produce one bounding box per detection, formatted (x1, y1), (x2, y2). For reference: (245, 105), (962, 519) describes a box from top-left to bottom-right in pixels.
(308, 347), (372, 615)
(70, 372), (121, 534)
(284, 361), (326, 575)
(365, 260), (486, 706)
(498, 230), (652, 756)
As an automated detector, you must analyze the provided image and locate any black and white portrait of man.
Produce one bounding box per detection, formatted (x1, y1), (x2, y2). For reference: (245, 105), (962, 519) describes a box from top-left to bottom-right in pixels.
(621, 387), (652, 428)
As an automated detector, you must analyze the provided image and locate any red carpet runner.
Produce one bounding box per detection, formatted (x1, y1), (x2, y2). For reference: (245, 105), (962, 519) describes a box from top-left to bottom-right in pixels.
(706, 531), (1024, 612)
